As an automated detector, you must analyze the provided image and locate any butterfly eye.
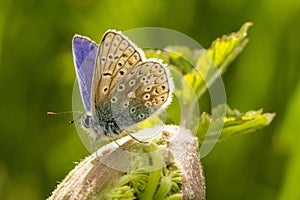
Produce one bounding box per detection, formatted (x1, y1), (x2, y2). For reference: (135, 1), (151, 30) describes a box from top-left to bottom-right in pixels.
(82, 115), (92, 128)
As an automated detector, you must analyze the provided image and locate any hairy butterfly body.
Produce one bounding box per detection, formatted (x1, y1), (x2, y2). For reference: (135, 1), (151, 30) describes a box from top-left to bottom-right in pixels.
(72, 30), (173, 141)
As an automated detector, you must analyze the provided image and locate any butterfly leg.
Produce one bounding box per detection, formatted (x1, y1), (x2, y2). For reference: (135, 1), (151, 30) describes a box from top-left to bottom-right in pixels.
(123, 129), (148, 144)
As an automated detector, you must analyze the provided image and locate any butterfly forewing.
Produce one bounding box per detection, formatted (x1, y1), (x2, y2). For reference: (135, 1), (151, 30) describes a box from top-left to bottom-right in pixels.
(91, 31), (144, 115)
(72, 35), (98, 113)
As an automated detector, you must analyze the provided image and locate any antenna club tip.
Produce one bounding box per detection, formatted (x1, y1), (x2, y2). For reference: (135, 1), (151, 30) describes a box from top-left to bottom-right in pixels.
(47, 112), (56, 115)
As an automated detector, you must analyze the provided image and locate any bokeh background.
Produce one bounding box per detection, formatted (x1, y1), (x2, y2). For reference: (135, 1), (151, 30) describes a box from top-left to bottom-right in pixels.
(0, 0), (300, 199)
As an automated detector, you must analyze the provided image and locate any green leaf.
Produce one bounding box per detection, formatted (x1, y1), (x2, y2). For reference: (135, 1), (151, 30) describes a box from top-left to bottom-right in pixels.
(165, 46), (204, 74)
(197, 106), (275, 143)
(207, 22), (253, 72)
(145, 48), (169, 63)
(185, 22), (253, 97)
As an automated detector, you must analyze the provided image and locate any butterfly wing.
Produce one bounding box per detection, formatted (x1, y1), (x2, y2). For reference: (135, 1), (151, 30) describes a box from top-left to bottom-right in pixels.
(72, 35), (98, 113)
(91, 30), (144, 120)
(110, 61), (173, 127)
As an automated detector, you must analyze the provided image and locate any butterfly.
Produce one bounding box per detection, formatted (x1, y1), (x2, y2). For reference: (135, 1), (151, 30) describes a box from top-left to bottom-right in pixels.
(72, 30), (173, 141)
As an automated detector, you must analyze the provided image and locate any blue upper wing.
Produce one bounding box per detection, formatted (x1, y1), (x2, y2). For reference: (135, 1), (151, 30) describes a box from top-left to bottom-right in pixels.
(72, 35), (98, 113)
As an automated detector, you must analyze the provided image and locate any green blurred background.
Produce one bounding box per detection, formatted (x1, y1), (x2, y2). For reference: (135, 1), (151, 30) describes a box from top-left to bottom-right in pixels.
(0, 0), (300, 199)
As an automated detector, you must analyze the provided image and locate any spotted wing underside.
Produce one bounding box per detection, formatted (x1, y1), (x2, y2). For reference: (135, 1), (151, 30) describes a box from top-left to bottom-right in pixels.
(111, 61), (172, 127)
(91, 30), (144, 119)
(90, 30), (173, 127)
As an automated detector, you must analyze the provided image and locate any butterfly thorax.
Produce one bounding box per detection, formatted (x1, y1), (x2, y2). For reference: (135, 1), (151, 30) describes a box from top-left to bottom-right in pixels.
(80, 114), (122, 140)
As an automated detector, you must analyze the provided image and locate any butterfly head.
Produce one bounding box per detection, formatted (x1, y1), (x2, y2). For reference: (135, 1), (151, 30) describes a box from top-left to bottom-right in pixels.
(80, 114), (100, 140)
(79, 114), (123, 140)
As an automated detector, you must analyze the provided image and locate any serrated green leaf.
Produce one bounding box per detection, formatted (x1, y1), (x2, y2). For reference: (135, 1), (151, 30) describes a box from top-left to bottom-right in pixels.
(208, 22), (253, 72)
(185, 22), (253, 97)
(221, 108), (275, 141)
(197, 106), (275, 143)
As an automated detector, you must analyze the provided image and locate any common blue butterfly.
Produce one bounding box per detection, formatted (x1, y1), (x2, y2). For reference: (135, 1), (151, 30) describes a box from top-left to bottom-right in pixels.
(72, 30), (173, 141)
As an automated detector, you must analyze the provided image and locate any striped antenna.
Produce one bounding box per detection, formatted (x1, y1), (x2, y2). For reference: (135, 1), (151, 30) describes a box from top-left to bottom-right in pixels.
(47, 111), (84, 124)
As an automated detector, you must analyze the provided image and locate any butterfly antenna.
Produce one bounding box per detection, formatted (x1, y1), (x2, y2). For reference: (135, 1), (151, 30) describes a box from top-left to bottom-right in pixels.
(47, 111), (84, 125)
(47, 111), (83, 115)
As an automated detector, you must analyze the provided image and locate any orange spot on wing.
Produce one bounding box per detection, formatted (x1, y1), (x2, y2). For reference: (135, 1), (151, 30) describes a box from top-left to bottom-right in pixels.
(155, 86), (163, 94)
(153, 97), (162, 105)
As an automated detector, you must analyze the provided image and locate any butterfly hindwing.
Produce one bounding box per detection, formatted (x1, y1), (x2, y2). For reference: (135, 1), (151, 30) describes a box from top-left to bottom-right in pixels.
(72, 35), (98, 113)
(110, 61), (173, 127)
